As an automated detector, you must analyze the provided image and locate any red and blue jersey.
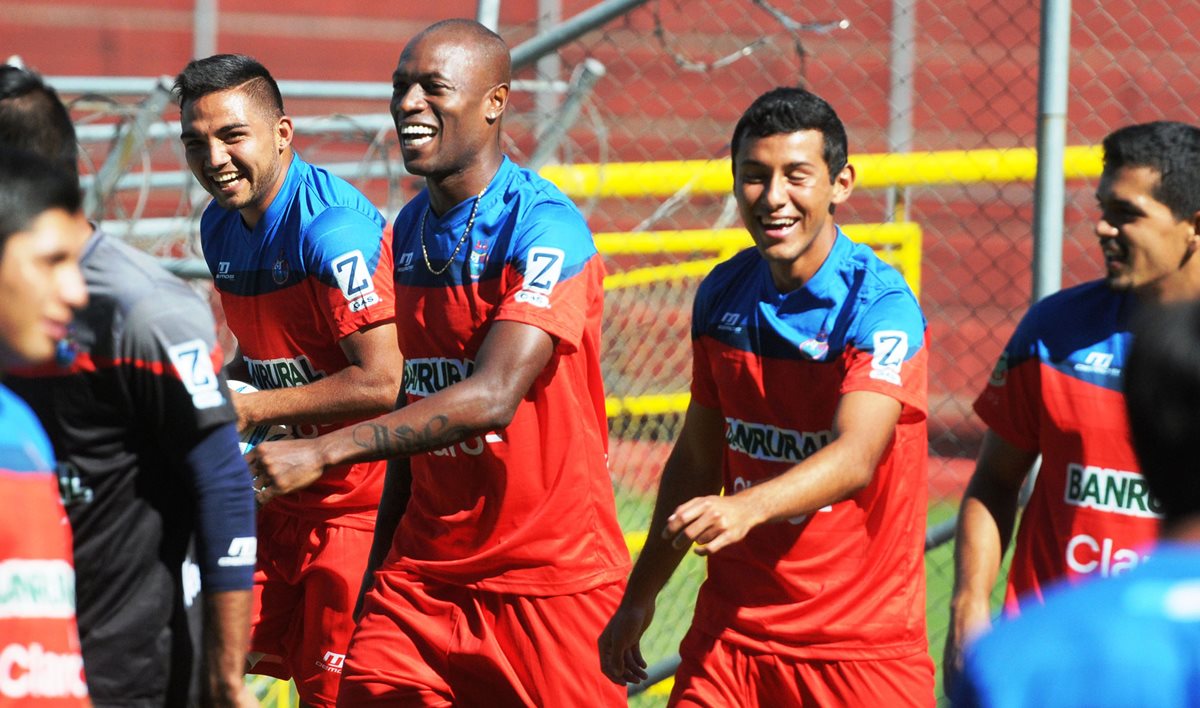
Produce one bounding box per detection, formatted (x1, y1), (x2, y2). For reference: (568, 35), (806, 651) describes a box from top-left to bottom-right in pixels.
(0, 384), (89, 706)
(689, 231), (929, 660)
(974, 280), (1154, 611)
(202, 154), (395, 522)
(385, 156), (629, 595)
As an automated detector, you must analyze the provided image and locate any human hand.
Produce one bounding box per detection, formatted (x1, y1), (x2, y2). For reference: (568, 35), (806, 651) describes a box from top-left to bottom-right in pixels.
(664, 494), (761, 556)
(597, 600), (654, 685)
(205, 674), (259, 708)
(245, 438), (326, 505)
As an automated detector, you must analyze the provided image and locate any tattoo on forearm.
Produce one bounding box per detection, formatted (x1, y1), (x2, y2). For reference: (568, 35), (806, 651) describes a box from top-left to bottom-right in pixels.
(351, 415), (472, 457)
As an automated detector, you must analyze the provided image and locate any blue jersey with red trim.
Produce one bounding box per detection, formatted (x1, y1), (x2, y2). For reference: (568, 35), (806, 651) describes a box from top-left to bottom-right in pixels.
(0, 384), (89, 705)
(974, 280), (1155, 611)
(386, 156), (629, 595)
(689, 231), (929, 660)
(202, 154), (395, 521)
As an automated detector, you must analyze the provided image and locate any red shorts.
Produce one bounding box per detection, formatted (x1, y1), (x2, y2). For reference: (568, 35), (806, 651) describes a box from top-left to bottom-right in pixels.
(669, 627), (935, 707)
(249, 507), (374, 708)
(337, 568), (626, 707)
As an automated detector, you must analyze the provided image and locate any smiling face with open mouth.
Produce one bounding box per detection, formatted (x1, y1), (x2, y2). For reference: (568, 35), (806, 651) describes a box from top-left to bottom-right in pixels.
(734, 129), (855, 293)
(180, 86), (293, 228)
(1094, 164), (1198, 295)
(389, 25), (509, 211)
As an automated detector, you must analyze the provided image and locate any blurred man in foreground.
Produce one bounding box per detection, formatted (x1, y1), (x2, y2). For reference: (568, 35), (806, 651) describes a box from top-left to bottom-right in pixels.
(0, 146), (90, 706)
(1, 64), (257, 707)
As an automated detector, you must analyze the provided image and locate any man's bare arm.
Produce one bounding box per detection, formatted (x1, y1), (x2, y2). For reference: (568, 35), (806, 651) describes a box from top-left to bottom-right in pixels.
(247, 320), (554, 501)
(664, 389), (902, 556)
(355, 455), (412, 620)
(598, 401), (726, 684)
(202, 589), (258, 708)
(943, 429), (1037, 690)
(231, 321), (403, 429)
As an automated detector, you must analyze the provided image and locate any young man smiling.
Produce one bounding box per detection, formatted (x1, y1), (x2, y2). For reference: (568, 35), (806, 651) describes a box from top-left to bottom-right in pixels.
(175, 55), (402, 708)
(598, 87), (934, 705)
(247, 20), (629, 707)
(944, 121), (1200, 688)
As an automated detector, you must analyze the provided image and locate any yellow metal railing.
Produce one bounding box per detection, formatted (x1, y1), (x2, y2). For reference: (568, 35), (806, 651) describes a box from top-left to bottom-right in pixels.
(539, 145), (1104, 198)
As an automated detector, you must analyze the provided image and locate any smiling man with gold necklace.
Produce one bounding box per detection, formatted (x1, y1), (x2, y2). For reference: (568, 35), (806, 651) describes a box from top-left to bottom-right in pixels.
(248, 18), (631, 707)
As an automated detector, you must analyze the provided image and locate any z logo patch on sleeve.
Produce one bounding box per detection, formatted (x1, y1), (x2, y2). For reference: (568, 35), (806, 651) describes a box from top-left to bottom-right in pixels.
(333, 250), (381, 312)
(515, 247), (565, 309)
(869, 330), (908, 385)
(167, 339), (225, 409)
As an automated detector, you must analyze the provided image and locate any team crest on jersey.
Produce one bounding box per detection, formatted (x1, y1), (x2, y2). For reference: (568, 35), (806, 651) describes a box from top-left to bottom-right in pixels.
(272, 251), (290, 285)
(798, 329), (829, 360)
(469, 239), (489, 280)
(988, 352), (1008, 387)
(54, 325), (78, 368)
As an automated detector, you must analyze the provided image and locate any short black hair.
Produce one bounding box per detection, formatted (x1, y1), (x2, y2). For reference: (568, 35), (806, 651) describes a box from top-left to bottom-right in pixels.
(1103, 121), (1200, 222)
(0, 65), (78, 181)
(173, 54), (285, 118)
(0, 147), (82, 255)
(730, 86), (848, 183)
(1125, 300), (1200, 528)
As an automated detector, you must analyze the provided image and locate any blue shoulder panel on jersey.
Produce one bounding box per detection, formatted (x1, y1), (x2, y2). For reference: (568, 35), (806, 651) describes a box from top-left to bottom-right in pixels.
(1004, 280), (1131, 393)
(0, 385), (55, 473)
(201, 155), (385, 297)
(693, 233), (925, 362)
(394, 157), (595, 289)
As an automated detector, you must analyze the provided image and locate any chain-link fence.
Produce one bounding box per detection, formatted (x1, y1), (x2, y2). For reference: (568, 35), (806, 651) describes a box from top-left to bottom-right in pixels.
(10, 0), (1200, 704)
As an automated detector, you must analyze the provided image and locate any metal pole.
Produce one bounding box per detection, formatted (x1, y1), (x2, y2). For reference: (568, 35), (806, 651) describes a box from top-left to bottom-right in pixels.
(477, 0), (501, 32)
(885, 0), (915, 222)
(193, 0), (218, 58)
(536, 0), (563, 146)
(1032, 0), (1072, 301)
(529, 59), (606, 170)
(512, 0), (653, 71)
(84, 77), (174, 220)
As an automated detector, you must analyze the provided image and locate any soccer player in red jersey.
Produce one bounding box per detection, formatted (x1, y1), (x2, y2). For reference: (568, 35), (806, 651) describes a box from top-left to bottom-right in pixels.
(945, 121), (1200, 688)
(248, 20), (630, 707)
(0, 147), (91, 707)
(598, 87), (934, 706)
(175, 55), (403, 707)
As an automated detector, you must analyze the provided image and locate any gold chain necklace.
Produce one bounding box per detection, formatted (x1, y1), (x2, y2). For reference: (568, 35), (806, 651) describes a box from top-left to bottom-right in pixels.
(420, 186), (487, 276)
